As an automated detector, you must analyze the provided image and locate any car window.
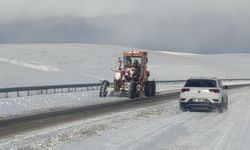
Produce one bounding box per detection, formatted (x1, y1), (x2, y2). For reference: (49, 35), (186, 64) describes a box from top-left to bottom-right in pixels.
(184, 79), (217, 87)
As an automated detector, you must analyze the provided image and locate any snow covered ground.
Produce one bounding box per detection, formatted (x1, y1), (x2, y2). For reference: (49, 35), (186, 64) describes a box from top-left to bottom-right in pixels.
(1, 43), (250, 149)
(1, 43), (250, 118)
(1, 86), (250, 150)
(0, 82), (182, 119)
(59, 86), (250, 150)
(1, 43), (250, 88)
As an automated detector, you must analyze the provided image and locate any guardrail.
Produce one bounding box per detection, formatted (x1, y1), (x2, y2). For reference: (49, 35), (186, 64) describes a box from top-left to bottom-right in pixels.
(0, 83), (101, 99)
(0, 79), (250, 99)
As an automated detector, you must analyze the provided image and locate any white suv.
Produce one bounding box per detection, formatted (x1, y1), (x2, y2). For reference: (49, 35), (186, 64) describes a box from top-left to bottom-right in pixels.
(179, 77), (228, 113)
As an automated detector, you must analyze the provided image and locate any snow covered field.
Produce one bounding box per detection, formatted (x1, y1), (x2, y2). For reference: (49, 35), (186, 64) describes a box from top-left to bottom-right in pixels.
(1, 43), (250, 88)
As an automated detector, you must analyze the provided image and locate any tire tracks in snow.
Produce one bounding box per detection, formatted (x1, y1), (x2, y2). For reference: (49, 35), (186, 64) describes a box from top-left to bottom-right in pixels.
(1, 87), (250, 149)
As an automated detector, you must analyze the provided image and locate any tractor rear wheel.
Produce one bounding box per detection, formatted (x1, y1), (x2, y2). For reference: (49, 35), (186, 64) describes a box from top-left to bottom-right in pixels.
(99, 80), (109, 97)
(151, 81), (156, 96)
(114, 79), (121, 91)
(135, 84), (140, 98)
(128, 81), (137, 98)
(144, 81), (151, 97)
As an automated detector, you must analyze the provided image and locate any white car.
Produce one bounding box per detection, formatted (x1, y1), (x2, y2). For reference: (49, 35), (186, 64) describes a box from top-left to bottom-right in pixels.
(179, 77), (228, 113)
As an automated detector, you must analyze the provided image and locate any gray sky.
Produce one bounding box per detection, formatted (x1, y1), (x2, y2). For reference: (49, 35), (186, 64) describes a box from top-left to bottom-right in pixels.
(0, 0), (250, 53)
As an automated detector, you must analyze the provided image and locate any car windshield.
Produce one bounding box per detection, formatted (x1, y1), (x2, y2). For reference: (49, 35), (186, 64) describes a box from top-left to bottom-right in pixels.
(184, 79), (217, 87)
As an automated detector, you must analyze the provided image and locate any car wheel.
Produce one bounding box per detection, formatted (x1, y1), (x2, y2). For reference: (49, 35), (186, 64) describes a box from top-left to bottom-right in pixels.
(218, 102), (223, 113)
(180, 103), (186, 112)
(225, 99), (228, 110)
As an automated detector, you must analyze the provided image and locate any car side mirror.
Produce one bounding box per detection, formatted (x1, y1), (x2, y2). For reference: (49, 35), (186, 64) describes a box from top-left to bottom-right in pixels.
(223, 85), (228, 89)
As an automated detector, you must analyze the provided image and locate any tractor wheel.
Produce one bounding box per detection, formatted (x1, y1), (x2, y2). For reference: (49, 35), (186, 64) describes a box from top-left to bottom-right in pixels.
(135, 83), (140, 98)
(99, 80), (109, 97)
(144, 81), (151, 97)
(128, 81), (137, 98)
(135, 90), (140, 98)
(114, 79), (121, 91)
(151, 81), (156, 96)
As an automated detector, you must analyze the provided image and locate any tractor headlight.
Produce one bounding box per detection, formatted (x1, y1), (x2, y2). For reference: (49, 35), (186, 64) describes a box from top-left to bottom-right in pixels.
(115, 72), (121, 80)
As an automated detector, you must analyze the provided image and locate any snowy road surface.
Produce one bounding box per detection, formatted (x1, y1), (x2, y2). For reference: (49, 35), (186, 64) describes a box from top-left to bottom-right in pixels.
(1, 86), (250, 150)
(1, 81), (249, 119)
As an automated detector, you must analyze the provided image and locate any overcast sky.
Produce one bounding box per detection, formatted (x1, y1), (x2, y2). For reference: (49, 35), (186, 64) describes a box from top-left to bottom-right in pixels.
(0, 0), (250, 53)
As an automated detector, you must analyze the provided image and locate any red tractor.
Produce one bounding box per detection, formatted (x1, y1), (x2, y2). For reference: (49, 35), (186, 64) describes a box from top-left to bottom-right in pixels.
(99, 51), (156, 98)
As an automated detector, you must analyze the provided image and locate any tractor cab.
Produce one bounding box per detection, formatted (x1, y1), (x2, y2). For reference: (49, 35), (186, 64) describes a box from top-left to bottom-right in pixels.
(121, 51), (149, 81)
(123, 51), (148, 68)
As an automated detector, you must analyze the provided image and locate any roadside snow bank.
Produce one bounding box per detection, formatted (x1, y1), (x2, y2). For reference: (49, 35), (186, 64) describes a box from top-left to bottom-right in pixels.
(0, 91), (128, 119)
(0, 83), (181, 119)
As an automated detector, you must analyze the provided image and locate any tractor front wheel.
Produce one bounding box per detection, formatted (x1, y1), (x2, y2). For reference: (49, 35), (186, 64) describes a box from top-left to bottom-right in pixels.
(114, 79), (121, 91)
(144, 81), (151, 97)
(99, 80), (109, 97)
(128, 81), (137, 98)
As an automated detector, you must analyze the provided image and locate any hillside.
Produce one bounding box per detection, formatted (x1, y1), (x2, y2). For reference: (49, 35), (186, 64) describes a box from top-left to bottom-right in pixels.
(0, 43), (250, 87)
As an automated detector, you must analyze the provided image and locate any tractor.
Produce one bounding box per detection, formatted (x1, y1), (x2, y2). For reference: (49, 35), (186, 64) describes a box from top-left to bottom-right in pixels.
(99, 51), (156, 98)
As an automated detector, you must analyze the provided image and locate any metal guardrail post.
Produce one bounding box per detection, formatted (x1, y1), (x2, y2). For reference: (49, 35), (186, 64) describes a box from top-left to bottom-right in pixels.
(5, 92), (8, 98)
(17, 91), (20, 97)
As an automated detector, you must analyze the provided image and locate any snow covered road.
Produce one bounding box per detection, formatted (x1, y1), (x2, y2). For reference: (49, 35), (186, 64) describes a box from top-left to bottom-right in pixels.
(1, 80), (249, 119)
(1, 86), (250, 149)
(57, 86), (250, 150)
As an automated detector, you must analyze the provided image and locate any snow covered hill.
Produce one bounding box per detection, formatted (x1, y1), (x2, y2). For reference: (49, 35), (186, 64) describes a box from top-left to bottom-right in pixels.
(0, 43), (250, 88)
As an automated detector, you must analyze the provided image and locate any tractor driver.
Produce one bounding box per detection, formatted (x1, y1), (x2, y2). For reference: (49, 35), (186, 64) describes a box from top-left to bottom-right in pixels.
(125, 57), (132, 68)
(132, 59), (141, 80)
(133, 59), (140, 67)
